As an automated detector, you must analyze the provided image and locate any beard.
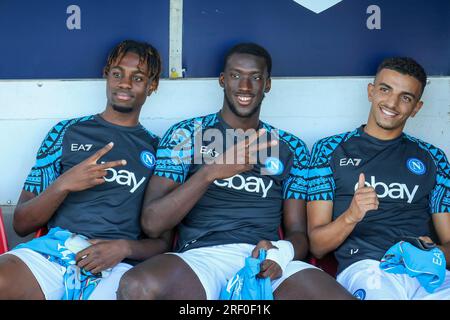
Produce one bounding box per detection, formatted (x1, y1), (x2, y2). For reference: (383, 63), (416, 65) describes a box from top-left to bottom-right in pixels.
(375, 119), (397, 130)
(224, 90), (263, 118)
(374, 112), (406, 131)
(112, 104), (133, 113)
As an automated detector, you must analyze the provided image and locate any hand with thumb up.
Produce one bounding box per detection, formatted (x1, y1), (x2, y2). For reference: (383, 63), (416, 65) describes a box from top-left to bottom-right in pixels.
(345, 173), (379, 224)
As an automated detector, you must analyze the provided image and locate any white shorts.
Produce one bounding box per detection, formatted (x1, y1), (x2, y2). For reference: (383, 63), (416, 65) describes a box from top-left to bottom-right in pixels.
(5, 248), (132, 300)
(169, 243), (318, 300)
(337, 259), (450, 300)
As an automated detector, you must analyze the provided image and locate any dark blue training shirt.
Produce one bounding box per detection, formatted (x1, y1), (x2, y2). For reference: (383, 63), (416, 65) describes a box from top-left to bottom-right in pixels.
(308, 125), (450, 274)
(154, 112), (310, 252)
(24, 114), (159, 240)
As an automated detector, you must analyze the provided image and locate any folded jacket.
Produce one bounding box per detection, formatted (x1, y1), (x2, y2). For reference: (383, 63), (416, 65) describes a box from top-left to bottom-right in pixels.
(14, 227), (102, 300)
(380, 241), (446, 293)
(220, 249), (273, 300)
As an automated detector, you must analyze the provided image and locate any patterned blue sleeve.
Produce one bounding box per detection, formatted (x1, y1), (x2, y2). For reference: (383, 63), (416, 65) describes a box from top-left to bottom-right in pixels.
(307, 130), (359, 201)
(24, 122), (64, 194)
(429, 148), (450, 214)
(153, 119), (197, 183)
(24, 117), (93, 195)
(24, 128), (62, 195)
(307, 138), (336, 202)
(276, 131), (309, 200)
(404, 135), (450, 214)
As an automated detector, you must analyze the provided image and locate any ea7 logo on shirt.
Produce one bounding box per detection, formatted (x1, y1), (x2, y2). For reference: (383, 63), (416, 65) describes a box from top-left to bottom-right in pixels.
(340, 158), (361, 166)
(432, 251), (443, 266)
(71, 143), (93, 152)
(354, 176), (419, 203)
(214, 174), (273, 198)
(102, 162), (146, 193)
(200, 146), (220, 158)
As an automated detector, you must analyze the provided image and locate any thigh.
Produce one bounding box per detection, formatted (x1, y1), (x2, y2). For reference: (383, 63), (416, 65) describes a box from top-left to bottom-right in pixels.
(170, 244), (249, 300)
(337, 259), (408, 300)
(274, 265), (354, 300)
(89, 263), (133, 300)
(0, 252), (45, 299)
(119, 253), (207, 300)
(4, 248), (65, 300)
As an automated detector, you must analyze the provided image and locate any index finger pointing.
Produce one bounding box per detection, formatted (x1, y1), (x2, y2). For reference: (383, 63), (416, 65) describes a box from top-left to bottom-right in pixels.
(89, 142), (114, 162)
(246, 128), (267, 148)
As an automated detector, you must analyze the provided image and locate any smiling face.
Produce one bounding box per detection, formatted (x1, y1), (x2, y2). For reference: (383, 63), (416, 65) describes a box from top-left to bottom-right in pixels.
(105, 51), (156, 114)
(366, 68), (424, 139)
(220, 53), (271, 120)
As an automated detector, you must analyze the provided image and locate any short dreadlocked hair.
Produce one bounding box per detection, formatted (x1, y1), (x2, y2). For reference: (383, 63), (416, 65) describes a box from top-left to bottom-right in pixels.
(104, 40), (162, 89)
(376, 57), (427, 96)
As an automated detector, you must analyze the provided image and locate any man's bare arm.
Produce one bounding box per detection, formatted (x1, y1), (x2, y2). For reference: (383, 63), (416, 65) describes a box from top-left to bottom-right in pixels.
(14, 143), (125, 236)
(307, 173), (379, 258)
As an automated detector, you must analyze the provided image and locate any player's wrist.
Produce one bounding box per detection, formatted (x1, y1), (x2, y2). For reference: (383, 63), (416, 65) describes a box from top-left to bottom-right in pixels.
(199, 165), (218, 183)
(118, 239), (132, 258)
(53, 178), (71, 194)
(343, 208), (360, 225)
(266, 240), (295, 274)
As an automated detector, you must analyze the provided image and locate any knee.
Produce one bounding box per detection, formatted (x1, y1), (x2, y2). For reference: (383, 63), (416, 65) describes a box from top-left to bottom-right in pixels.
(117, 268), (161, 300)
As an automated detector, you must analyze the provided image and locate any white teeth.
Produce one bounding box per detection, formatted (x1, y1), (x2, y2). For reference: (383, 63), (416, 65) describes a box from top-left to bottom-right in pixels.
(237, 96), (251, 102)
(381, 108), (396, 116)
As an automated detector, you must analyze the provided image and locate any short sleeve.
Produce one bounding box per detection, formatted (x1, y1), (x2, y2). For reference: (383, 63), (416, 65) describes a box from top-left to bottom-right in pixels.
(24, 123), (65, 195)
(429, 148), (450, 214)
(307, 139), (336, 202)
(281, 136), (310, 200)
(153, 121), (195, 183)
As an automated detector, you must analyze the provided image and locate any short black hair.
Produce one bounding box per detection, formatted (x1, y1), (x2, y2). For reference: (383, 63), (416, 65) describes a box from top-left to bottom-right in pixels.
(223, 43), (272, 77)
(104, 40), (162, 89)
(376, 57), (427, 95)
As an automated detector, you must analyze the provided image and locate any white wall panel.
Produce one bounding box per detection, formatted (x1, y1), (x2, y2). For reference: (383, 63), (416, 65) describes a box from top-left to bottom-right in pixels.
(1, 77), (448, 204)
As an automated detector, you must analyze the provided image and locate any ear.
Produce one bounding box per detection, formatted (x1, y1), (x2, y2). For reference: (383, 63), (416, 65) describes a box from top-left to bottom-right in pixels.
(219, 72), (225, 88)
(264, 78), (272, 93)
(146, 80), (158, 96)
(410, 100), (423, 118)
(367, 83), (374, 102)
(103, 67), (108, 79)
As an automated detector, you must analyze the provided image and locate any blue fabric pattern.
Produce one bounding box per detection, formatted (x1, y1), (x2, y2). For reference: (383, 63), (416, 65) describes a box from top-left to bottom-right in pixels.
(266, 125), (309, 200)
(154, 113), (219, 183)
(307, 129), (360, 201)
(14, 227), (102, 300)
(220, 249), (273, 300)
(380, 241), (446, 293)
(404, 134), (450, 214)
(24, 116), (93, 195)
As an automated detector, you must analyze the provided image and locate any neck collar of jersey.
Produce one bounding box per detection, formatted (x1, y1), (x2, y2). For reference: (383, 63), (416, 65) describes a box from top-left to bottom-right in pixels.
(358, 125), (404, 146)
(94, 114), (143, 132)
(216, 111), (263, 131)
